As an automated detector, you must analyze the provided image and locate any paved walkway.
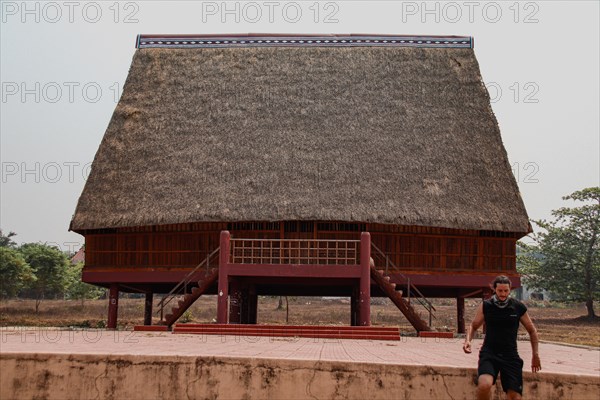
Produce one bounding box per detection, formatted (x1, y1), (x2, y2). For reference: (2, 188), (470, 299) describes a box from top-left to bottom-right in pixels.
(1, 327), (598, 377)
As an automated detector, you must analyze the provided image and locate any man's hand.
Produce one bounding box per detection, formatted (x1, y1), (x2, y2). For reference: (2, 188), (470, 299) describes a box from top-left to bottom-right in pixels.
(463, 341), (472, 354)
(531, 354), (541, 373)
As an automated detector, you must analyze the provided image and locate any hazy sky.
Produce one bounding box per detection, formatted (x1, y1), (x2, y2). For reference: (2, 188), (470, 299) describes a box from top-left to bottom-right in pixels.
(1, 1), (599, 252)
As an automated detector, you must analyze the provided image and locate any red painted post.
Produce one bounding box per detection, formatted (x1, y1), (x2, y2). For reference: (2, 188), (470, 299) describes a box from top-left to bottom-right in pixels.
(359, 232), (371, 326)
(217, 231), (230, 324)
(107, 283), (119, 329)
(457, 296), (465, 334)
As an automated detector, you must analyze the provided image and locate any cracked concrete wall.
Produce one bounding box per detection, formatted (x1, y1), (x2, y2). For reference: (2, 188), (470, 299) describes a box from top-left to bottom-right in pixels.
(1, 353), (598, 400)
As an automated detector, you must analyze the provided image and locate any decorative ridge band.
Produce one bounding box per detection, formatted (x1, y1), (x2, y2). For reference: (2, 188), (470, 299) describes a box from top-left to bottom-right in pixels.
(136, 34), (473, 49)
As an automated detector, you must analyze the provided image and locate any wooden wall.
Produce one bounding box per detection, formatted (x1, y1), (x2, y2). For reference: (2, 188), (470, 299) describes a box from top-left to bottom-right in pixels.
(83, 221), (518, 273)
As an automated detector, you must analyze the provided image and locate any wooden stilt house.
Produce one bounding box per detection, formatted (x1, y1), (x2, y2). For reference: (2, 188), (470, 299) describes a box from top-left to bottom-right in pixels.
(69, 34), (531, 333)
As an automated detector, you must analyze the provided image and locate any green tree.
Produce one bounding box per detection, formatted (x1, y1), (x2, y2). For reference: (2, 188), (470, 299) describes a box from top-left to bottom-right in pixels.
(19, 243), (71, 312)
(0, 229), (18, 248)
(519, 187), (600, 318)
(0, 247), (36, 298)
(65, 262), (104, 306)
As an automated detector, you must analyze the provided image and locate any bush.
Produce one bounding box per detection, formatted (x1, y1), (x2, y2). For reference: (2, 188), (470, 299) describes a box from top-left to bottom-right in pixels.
(180, 310), (193, 323)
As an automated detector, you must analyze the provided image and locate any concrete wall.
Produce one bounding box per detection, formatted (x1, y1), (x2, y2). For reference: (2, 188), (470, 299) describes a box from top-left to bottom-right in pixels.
(1, 353), (598, 400)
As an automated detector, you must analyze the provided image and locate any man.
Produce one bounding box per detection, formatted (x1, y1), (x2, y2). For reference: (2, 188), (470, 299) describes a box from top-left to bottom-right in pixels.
(463, 275), (542, 400)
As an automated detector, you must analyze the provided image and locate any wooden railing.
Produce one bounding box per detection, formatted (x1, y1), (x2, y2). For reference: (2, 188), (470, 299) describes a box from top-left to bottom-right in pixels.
(229, 238), (361, 265)
(371, 243), (437, 326)
(156, 247), (220, 321)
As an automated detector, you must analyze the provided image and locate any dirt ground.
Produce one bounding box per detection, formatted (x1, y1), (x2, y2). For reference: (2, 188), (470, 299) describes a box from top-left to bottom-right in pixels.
(1, 297), (598, 347)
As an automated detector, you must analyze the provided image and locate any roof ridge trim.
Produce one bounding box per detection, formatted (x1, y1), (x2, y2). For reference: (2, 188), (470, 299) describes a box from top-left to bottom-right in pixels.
(135, 34), (474, 49)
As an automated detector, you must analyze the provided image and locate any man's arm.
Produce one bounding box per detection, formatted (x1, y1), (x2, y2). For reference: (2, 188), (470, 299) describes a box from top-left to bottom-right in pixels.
(520, 312), (542, 372)
(463, 303), (484, 353)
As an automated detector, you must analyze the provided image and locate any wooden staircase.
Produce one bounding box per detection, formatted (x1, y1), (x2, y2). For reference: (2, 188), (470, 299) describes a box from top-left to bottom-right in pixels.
(370, 266), (432, 332)
(156, 247), (220, 328)
(161, 268), (218, 328)
(161, 268), (219, 327)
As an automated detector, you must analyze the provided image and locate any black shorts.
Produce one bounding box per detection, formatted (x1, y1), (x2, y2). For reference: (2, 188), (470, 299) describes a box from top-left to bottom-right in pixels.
(478, 349), (524, 394)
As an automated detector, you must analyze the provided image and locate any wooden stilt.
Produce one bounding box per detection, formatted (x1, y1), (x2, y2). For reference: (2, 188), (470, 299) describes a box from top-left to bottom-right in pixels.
(359, 232), (371, 326)
(248, 286), (258, 324)
(144, 292), (153, 326)
(351, 286), (358, 326)
(107, 283), (119, 330)
(229, 281), (242, 324)
(457, 296), (465, 334)
(217, 231), (230, 324)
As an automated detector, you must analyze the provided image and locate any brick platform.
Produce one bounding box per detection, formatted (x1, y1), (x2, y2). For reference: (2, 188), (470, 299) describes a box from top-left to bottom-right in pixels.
(1, 327), (598, 400)
(1, 327), (597, 376)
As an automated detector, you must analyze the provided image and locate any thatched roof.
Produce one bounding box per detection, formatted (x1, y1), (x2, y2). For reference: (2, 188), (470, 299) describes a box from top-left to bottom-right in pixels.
(70, 34), (530, 233)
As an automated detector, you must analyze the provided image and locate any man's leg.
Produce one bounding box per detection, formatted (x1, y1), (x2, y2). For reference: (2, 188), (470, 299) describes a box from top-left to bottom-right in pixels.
(477, 374), (495, 400)
(500, 355), (524, 400)
(477, 351), (499, 400)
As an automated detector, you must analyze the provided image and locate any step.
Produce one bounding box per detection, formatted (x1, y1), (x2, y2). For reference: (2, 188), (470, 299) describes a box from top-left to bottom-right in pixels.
(172, 326), (400, 341)
(173, 326), (400, 335)
(133, 325), (170, 332)
(388, 290), (402, 298)
(174, 327), (400, 336)
(174, 324), (400, 333)
(418, 331), (454, 338)
(171, 324), (402, 341)
(173, 331), (400, 341)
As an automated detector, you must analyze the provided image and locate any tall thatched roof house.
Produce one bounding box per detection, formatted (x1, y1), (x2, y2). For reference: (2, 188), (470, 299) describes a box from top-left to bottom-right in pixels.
(70, 34), (530, 333)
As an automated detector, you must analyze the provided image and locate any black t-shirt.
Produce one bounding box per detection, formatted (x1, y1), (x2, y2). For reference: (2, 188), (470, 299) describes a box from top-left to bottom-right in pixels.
(482, 297), (527, 354)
